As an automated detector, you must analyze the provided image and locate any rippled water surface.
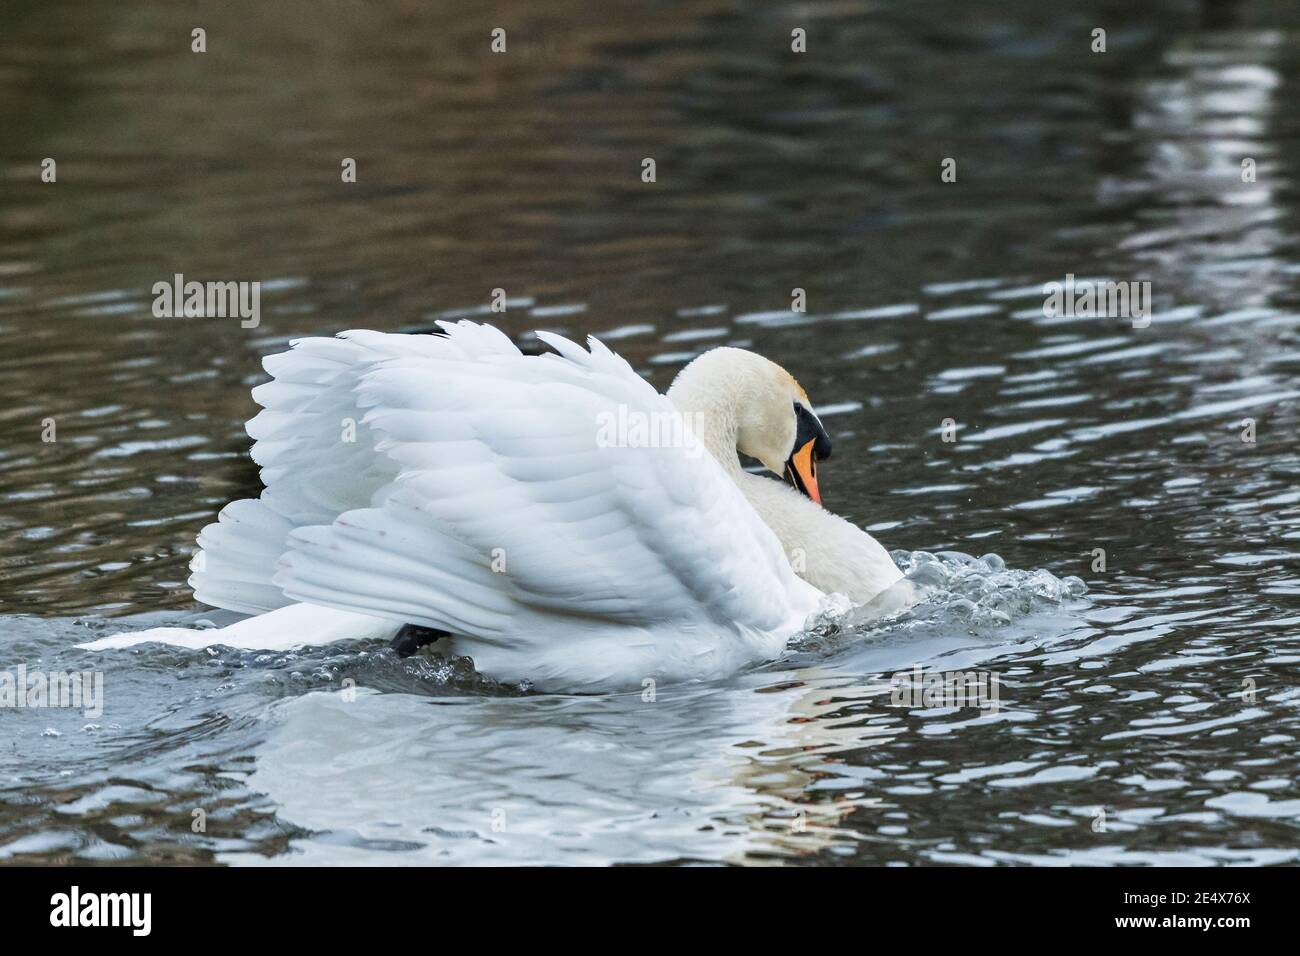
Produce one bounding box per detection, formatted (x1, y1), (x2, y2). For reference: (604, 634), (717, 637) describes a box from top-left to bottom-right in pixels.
(1, 0), (1298, 865)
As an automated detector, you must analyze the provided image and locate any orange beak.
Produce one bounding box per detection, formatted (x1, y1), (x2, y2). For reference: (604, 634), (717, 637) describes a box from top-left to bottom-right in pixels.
(784, 438), (821, 505)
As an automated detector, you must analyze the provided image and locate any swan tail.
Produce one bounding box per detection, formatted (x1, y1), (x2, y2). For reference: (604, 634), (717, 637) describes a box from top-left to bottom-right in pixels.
(76, 603), (402, 653)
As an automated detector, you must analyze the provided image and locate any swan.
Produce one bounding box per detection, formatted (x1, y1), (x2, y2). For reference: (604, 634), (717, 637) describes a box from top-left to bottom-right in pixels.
(80, 321), (903, 689)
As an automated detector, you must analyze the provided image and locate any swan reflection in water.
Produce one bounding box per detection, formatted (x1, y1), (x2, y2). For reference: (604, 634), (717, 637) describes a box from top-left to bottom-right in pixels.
(237, 592), (1085, 866)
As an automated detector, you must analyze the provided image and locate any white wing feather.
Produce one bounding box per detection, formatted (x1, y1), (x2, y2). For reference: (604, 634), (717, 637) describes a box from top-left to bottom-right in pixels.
(189, 331), (424, 613)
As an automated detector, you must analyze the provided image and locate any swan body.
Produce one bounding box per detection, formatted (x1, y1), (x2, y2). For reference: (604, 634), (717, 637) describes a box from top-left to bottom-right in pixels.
(81, 322), (901, 689)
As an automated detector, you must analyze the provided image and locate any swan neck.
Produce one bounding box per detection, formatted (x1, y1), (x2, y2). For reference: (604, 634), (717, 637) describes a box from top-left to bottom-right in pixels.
(667, 378), (743, 474)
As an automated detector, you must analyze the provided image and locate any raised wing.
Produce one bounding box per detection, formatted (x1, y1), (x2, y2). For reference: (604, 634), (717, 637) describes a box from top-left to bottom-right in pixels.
(271, 322), (819, 641)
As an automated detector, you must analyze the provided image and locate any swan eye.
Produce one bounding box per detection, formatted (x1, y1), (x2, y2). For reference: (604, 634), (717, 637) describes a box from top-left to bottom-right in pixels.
(792, 402), (832, 461)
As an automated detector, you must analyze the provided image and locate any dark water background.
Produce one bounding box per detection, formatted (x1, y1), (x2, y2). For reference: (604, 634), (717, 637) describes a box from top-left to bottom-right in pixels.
(0, 0), (1297, 864)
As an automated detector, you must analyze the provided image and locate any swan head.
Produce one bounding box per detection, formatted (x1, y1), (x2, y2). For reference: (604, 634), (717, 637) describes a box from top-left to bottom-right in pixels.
(667, 347), (833, 504)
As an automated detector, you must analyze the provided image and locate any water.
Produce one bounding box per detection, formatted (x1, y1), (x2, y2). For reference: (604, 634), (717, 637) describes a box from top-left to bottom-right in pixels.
(1, 0), (1298, 865)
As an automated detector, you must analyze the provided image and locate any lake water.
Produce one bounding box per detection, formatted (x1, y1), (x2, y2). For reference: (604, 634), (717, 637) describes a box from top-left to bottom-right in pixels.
(1, 0), (1298, 865)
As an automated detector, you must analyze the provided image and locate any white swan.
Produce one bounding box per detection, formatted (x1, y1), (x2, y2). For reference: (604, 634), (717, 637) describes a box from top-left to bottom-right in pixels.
(80, 321), (902, 689)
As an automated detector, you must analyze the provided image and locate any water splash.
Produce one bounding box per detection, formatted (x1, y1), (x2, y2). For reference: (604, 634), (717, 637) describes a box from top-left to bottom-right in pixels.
(892, 549), (1086, 626)
(797, 550), (1087, 650)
